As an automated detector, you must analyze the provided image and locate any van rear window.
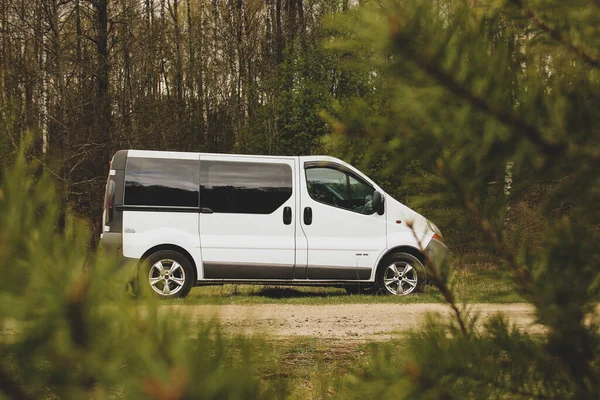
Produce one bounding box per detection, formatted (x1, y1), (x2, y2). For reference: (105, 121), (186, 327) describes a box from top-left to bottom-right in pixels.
(200, 161), (292, 214)
(124, 158), (199, 207)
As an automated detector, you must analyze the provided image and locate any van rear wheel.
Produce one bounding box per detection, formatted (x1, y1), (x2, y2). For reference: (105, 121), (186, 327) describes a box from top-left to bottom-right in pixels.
(376, 252), (425, 296)
(141, 250), (194, 299)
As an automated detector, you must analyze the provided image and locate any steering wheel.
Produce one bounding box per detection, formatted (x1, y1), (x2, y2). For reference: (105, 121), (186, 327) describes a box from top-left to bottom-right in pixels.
(360, 194), (373, 213)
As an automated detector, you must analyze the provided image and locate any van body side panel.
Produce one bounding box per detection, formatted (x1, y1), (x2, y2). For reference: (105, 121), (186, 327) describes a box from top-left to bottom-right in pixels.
(384, 196), (431, 249)
(122, 211), (202, 274)
(198, 155), (296, 280)
(121, 154), (203, 279)
(368, 196), (434, 281)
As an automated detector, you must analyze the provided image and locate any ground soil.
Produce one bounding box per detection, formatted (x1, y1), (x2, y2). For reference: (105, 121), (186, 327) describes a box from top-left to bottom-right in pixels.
(168, 303), (544, 341)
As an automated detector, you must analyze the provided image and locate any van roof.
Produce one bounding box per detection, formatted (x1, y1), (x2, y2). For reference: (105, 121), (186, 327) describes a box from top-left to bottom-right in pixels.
(125, 150), (341, 164)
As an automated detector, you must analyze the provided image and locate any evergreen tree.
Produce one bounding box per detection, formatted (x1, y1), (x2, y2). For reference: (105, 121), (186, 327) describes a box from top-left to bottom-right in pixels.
(0, 143), (268, 399)
(331, 0), (600, 397)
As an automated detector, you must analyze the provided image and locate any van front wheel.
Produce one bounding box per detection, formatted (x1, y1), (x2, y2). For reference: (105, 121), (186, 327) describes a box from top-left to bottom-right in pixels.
(142, 250), (194, 299)
(376, 252), (425, 296)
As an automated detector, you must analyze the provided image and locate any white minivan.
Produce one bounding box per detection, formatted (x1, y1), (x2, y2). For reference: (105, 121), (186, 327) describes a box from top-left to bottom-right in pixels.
(100, 150), (448, 298)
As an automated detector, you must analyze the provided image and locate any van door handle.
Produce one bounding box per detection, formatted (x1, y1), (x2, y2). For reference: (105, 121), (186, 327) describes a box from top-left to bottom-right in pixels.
(303, 207), (312, 225)
(283, 206), (292, 225)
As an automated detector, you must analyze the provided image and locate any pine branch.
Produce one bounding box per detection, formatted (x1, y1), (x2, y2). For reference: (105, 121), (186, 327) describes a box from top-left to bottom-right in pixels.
(0, 365), (36, 400)
(514, 0), (600, 70)
(462, 196), (535, 294)
(389, 31), (568, 158)
(466, 367), (554, 400)
(409, 224), (470, 338)
(433, 159), (535, 294)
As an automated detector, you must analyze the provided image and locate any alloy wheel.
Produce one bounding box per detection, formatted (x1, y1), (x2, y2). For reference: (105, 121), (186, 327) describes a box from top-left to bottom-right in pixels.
(148, 259), (186, 296)
(382, 261), (419, 295)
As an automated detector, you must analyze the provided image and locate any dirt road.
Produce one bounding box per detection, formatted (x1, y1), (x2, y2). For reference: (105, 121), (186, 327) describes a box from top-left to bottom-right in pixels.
(169, 303), (544, 340)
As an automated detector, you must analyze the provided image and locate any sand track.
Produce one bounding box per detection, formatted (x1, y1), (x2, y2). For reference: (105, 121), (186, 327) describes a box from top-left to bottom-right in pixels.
(168, 303), (543, 340)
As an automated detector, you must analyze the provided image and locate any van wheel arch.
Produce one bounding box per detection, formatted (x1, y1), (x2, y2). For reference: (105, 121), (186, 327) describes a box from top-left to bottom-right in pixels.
(374, 246), (427, 288)
(375, 251), (426, 295)
(379, 246), (425, 266)
(141, 244), (198, 283)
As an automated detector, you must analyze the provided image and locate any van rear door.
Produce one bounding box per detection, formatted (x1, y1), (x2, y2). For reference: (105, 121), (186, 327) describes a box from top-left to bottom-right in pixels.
(100, 150), (127, 251)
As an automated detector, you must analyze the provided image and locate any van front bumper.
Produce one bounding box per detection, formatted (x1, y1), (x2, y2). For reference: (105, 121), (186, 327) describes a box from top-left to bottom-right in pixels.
(424, 237), (449, 269)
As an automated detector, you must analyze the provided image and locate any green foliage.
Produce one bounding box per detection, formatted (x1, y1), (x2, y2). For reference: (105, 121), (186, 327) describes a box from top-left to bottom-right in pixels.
(0, 103), (18, 167)
(0, 146), (268, 399)
(329, 0), (600, 397)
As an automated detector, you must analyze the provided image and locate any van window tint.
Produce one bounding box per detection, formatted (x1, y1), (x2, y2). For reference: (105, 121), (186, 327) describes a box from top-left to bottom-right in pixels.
(125, 158), (199, 207)
(200, 161), (292, 214)
(306, 167), (375, 214)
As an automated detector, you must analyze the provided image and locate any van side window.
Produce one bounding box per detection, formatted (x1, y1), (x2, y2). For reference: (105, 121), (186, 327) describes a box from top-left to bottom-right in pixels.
(200, 161), (292, 214)
(124, 158), (199, 207)
(306, 167), (375, 215)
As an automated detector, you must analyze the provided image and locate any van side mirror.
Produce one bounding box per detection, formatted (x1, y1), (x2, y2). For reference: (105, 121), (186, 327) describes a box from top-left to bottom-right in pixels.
(372, 191), (384, 215)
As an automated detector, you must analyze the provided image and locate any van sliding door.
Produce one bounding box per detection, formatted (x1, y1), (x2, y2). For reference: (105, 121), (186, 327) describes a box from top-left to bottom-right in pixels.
(198, 156), (296, 280)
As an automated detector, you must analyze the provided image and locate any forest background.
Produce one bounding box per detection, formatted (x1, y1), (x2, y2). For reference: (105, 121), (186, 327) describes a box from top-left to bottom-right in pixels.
(0, 0), (599, 398)
(1, 0), (390, 240)
(3, 0), (594, 253)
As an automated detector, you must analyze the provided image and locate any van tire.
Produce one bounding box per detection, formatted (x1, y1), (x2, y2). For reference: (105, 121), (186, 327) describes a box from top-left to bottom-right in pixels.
(140, 250), (194, 299)
(375, 252), (425, 296)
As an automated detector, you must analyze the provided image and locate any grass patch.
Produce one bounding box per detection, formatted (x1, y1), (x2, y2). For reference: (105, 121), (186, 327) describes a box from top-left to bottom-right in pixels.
(247, 337), (390, 399)
(172, 262), (523, 305)
(450, 262), (522, 303)
(238, 336), (413, 399)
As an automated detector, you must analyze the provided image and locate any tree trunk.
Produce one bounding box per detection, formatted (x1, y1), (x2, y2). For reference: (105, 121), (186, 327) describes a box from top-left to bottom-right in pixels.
(197, 0), (205, 147)
(275, 0), (283, 65)
(171, 0), (184, 146)
(235, 0), (245, 135)
(297, 0), (304, 37)
(121, 0), (132, 136)
(286, 0), (297, 42)
(186, 0), (195, 139)
(0, 0), (6, 99)
(94, 0), (111, 172)
(75, 0), (82, 85)
(503, 161), (513, 230)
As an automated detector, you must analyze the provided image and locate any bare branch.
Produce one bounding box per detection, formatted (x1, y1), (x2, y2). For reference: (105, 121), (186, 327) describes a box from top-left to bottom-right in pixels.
(81, 0), (99, 9)
(71, 177), (103, 186)
(27, 154), (65, 182)
(408, 222), (470, 338)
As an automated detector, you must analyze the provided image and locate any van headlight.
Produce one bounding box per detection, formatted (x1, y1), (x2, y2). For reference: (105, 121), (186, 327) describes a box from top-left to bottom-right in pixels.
(427, 219), (443, 240)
